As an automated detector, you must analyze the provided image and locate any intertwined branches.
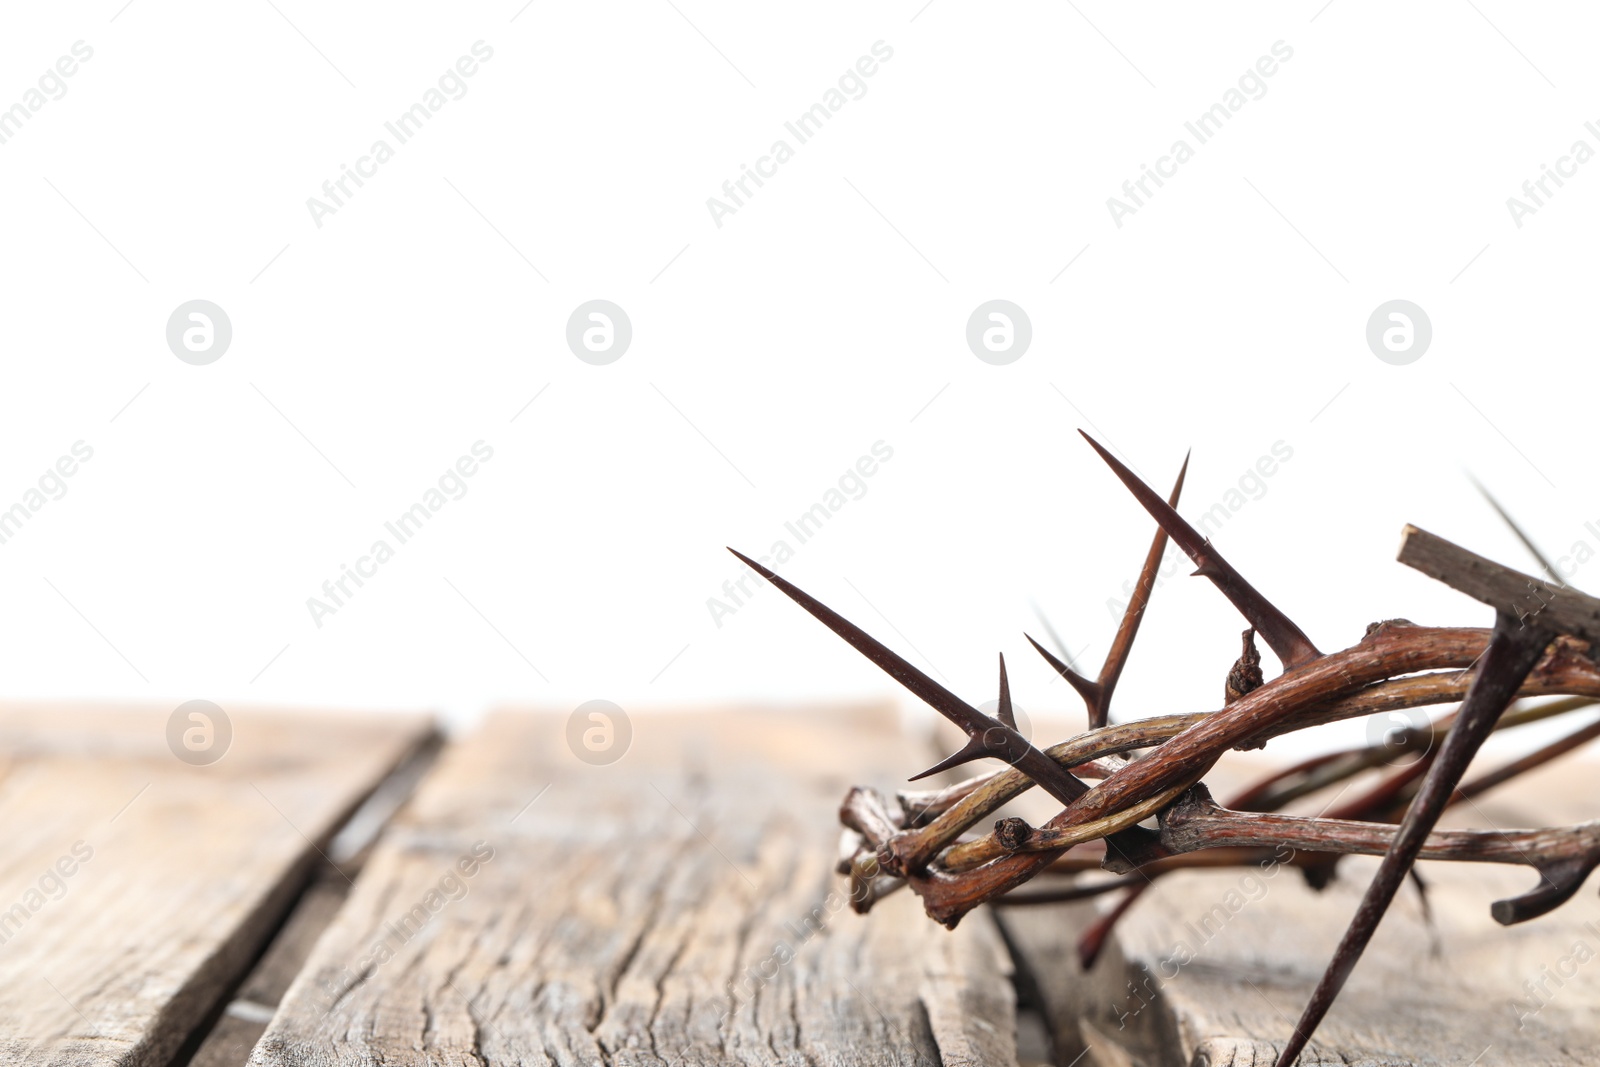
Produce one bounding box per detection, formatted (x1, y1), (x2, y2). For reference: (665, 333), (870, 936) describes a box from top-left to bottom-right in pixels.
(735, 433), (1600, 1065)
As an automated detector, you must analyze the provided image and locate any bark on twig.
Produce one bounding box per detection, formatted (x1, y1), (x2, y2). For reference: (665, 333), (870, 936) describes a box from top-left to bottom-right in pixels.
(1159, 784), (1600, 870)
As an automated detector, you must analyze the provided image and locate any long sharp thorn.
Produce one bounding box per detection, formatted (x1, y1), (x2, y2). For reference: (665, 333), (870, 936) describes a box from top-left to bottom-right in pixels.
(727, 548), (989, 736)
(1094, 450), (1189, 727)
(908, 655), (1044, 778)
(996, 653), (1017, 729)
(1470, 474), (1564, 586)
(1272, 612), (1551, 1067)
(1025, 633), (1099, 708)
(1079, 431), (1322, 670)
(909, 735), (992, 781)
(728, 549), (1089, 806)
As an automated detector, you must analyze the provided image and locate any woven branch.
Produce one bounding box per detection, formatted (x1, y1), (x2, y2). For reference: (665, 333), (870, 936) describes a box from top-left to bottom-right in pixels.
(742, 435), (1600, 1064)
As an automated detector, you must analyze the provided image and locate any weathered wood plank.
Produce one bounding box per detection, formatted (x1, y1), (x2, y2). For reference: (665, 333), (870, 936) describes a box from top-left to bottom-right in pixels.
(0, 704), (436, 1067)
(190, 736), (444, 1067)
(253, 705), (1020, 1067)
(1000, 752), (1600, 1066)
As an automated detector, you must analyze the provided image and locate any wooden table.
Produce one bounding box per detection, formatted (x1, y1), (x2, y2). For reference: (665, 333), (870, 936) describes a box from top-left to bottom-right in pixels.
(1, 703), (1596, 1066)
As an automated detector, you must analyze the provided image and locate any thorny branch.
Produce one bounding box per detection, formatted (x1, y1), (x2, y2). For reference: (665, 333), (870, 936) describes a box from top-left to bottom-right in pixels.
(737, 433), (1600, 1063)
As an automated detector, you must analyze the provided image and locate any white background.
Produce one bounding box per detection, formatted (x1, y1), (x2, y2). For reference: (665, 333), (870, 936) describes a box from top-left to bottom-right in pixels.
(0, 1), (1595, 759)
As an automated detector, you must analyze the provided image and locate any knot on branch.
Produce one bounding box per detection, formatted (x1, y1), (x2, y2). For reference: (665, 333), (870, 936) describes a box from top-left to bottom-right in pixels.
(1155, 782), (1218, 833)
(1364, 617), (1418, 637)
(1226, 628), (1264, 705)
(994, 816), (1034, 852)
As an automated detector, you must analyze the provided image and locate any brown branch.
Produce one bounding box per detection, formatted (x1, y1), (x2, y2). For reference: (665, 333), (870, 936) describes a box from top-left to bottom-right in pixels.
(884, 713), (1195, 875)
(838, 785), (902, 852)
(1158, 784), (1600, 869)
(896, 753), (1125, 824)
(941, 777), (1199, 872)
(1397, 524), (1600, 641)
(1015, 694), (1600, 965)
(904, 626), (1485, 920)
(902, 636), (1600, 924)
(886, 641), (1600, 883)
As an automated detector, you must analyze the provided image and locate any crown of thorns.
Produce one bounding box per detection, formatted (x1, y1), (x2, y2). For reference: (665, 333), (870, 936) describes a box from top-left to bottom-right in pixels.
(734, 431), (1600, 1066)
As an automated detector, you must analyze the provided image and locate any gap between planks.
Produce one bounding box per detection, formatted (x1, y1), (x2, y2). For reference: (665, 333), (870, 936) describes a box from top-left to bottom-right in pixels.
(182, 733), (445, 1067)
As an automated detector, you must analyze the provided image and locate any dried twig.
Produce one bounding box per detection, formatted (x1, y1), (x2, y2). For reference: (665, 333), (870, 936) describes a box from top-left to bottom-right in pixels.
(1160, 784), (1600, 873)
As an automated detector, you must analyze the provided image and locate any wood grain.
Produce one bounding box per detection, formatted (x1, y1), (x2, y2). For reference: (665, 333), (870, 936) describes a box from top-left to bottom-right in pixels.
(253, 705), (1020, 1067)
(0, 704), (435, 1067)
(189, 735), (444, 1067)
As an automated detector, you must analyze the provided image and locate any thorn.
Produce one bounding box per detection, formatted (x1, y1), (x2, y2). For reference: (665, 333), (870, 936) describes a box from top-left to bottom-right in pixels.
(1092, 451), (1190, 728)
(909, 735), (993, 781)
(728, 548), (1090, 807)
(996, 653), (1017, 729)
(1025, 633), (1100, 708)
(725, 548), (989, 736)
(1079, 432), (1322, 670)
